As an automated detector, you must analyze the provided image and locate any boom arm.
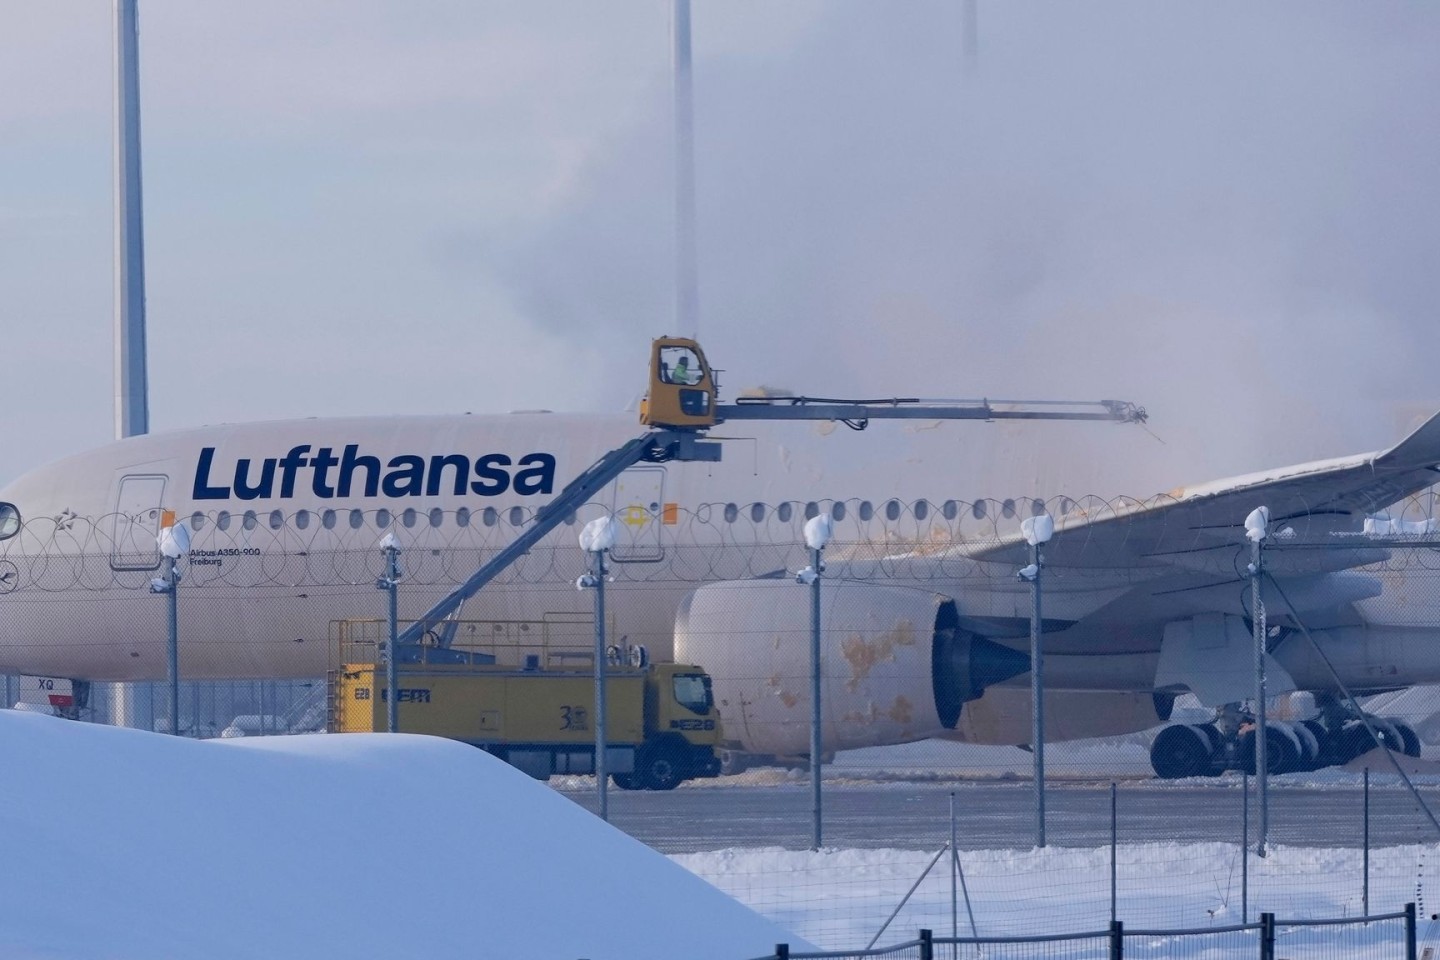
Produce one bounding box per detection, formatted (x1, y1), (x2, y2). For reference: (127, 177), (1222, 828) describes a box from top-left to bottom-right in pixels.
(719, 396), (1146, 427)
(394, 429), (720, 647)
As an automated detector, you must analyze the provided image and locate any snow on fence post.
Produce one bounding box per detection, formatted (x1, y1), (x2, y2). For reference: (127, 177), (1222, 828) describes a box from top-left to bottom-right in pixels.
(1245, 506), (1270, 857)
(376, 533), (403, 734)
(578, 516), (617, 823)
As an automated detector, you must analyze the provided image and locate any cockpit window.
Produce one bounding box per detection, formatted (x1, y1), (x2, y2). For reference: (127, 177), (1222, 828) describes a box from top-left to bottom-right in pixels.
(672, 673), (713, 715)
(658, 346), (705, 386)
(0, 503), (18, 540)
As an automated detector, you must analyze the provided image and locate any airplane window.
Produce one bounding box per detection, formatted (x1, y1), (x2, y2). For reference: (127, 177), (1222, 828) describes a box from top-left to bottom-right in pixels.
(483, 507), (498, 527)
(0, 503), (19, 540)
(831, 502), (846, 522)
(456, 507), (471, 528)
(429, 508), (443, 528)
(508, 506), (524, 527)
(942, 500), (958, 521)
(914, 499), (929, 521)
(972, 500), (987, 520)
(295, 510), (310, 530)
(1031, 499), (1047, 517)
(777, 503), (793, 523)
(376, 509), (391, 529)
(804, 502), (819, 520)
(269, 510), (283, 530)
(402, 508), (417, 528)
(349, 509), (363, 530)
(243, 511), (257, 531)
(723, 503), (738, 523)
(885, 500), (901, 522)
(322, 509), (336, 530)
(217, 511), (231, 532)
(750, 503), (765, 523)
(859, 501), (873, 521)
(1001, 499), (1016, 519)
(189, 511), (206, 532)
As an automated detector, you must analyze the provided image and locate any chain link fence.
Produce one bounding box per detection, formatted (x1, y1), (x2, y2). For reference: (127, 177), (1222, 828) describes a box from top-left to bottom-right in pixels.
(2, 495), (1439, 952)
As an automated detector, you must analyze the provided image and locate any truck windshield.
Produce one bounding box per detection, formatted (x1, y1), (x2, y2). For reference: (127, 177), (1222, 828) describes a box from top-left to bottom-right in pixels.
(672, 674), (712, 715)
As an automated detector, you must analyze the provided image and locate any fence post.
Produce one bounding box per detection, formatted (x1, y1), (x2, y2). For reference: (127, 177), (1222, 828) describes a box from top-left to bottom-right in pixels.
(774, 944), (789, 960)
(1405, 902), (1417, 960)
(1110, 781), (1118, 925)
(919, 927), (934, 960)
(1259, 912), (1275, 960)
(1364, 767), (1371, 918)
(1108, 919), (1123, 960)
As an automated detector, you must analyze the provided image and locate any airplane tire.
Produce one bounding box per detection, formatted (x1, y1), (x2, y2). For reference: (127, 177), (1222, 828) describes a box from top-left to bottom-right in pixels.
(1150, 724), (1216, 779)
(1238, 726), (1298, 775)
(1394, 721), (1422, 758)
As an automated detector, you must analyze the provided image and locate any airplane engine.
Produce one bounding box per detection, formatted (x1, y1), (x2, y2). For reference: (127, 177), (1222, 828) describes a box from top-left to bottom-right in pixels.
(674, 579), (1027, 757)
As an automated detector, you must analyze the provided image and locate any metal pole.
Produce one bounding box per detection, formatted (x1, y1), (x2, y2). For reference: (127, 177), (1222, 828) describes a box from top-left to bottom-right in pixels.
(593, 548), (609, 822)
(383, 545), (399, 733)
(1364, 767), (1370, 917)
(1251, 535), (1268, 857)
(1242, 771), (1249, 924)
(1031, 540), (1046, 848)
(166, 557), (179, 735)
(672, 0), (699, 337)
(950, 792), (958, 948)
(961, 0), (979, 77)
(810, 545), (823, 850)
(114, 0), (148, 440)
(1110, 782), (1117, 925)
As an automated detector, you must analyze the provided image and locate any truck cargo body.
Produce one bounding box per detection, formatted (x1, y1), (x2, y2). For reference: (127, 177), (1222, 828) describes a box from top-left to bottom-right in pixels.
(329, 661), (722, 789)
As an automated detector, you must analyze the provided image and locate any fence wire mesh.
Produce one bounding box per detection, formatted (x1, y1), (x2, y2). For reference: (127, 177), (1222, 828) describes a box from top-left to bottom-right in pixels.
(2, 495), (1439, 953)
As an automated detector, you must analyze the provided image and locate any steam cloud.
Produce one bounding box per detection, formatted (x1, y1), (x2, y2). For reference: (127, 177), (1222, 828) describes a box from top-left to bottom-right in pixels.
(483, 3), (1440, 488)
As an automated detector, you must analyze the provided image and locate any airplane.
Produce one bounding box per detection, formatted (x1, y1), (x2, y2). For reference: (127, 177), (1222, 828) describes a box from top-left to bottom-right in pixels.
(0, 347), (1437, 781)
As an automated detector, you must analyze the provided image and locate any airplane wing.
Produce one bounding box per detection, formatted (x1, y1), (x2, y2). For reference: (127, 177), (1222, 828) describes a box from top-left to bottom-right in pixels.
(969, 408), (1440, 573)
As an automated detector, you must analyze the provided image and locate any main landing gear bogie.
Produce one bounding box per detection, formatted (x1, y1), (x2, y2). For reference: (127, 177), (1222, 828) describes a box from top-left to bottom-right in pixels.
(1149, 714), (1422, 779)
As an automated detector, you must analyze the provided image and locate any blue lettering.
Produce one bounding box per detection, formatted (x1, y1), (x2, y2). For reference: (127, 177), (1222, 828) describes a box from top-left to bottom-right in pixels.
(310, 447), (339, 498)
(471, 454), (512, 496)
(513, 453), (556, 496)
(337, 444), (380, 498)
(192, 445), (559, 501)
(427, 454), (470, 497)
(233, 458), (276, 501)
(193, 447), (231, 500)
(382, 455), (425, 498)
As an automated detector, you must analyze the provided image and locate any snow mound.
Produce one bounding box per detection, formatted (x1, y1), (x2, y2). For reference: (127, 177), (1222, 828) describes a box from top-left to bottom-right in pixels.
(0, 712), (801, 960)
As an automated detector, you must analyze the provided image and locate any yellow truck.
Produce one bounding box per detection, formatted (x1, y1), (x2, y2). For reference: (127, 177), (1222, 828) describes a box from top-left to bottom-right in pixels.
(328, 659), (723, 790)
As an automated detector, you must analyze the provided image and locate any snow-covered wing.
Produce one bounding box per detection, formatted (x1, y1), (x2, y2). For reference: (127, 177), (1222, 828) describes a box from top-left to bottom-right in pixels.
(972, 408), (1440, 571)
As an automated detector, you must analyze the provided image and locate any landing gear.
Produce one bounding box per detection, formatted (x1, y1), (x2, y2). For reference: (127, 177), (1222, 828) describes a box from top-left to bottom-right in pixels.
(1148, 699), (1423, 779)
(1150, 724), (1223, 779)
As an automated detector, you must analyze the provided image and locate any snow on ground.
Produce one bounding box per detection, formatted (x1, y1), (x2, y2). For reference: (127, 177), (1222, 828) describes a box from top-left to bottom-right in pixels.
(675, 843), (1440, 955)
(0, 711), (803, 960)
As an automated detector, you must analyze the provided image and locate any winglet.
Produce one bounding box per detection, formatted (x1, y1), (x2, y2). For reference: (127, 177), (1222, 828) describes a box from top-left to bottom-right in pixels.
(1375, 408), (1440, 470)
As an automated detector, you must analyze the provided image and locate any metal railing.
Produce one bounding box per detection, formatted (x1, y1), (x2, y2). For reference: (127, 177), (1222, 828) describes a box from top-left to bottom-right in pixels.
(752, 904), (1418, 960)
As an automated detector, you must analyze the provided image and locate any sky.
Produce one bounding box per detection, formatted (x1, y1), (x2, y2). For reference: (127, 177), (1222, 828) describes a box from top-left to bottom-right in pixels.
(2, 2), (1439, 487)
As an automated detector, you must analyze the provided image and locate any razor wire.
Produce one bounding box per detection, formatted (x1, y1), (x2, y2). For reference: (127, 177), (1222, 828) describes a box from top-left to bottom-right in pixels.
(1, 492), (1437, 594)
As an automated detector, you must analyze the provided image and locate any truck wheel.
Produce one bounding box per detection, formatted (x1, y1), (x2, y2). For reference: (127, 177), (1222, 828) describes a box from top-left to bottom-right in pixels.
(636, 740), (688, 791)
(611, 773), (638, 790)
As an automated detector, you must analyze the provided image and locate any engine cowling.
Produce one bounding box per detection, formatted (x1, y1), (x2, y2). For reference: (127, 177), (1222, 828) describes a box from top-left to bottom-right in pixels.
(675, 579), (1027, 756)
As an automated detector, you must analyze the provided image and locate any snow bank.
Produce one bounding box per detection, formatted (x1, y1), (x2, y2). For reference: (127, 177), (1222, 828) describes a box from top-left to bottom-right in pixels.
(676, 843), (1436, 954)
(0, 712), (801, 960)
